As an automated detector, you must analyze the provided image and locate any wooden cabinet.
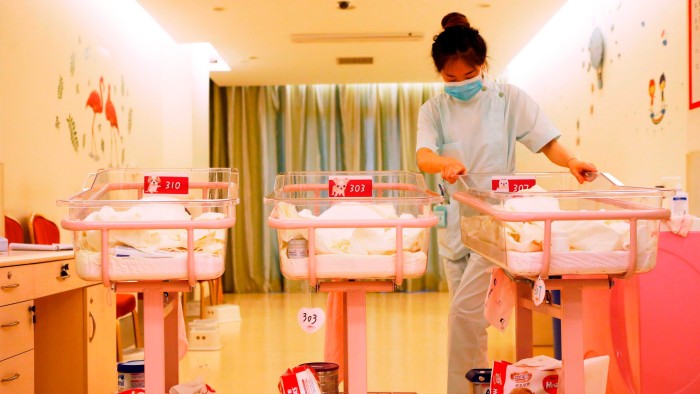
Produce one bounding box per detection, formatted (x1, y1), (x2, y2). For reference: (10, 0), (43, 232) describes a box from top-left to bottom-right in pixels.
(0, 351), (33, 393)
(86, 284), (118, 393)
(0, 252), (116, 394)
(0, 301), (33, 362)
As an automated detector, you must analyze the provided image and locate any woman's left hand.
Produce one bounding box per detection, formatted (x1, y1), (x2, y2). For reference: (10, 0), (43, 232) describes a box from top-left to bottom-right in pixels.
(568, 159), (597, 183)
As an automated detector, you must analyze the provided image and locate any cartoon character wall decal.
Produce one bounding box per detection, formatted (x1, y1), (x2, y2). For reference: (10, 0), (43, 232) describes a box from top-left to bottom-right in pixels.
(85, 76), (104, 159)
(648, 73), (666, 125)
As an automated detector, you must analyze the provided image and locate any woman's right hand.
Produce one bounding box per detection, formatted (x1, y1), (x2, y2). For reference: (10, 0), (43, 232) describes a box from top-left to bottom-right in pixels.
(416, 148), (466, 183)
(441, 158), (466, 184)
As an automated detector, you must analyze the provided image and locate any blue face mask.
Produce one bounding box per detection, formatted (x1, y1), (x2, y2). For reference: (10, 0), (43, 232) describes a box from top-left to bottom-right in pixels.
(444, 74), (483, 101)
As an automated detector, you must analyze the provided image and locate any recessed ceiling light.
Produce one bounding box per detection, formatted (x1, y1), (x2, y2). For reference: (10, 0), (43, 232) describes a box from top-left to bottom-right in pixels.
(213, 6), (225, 12)
(476, 3), (491, 8)
(337, 1), (355, 10)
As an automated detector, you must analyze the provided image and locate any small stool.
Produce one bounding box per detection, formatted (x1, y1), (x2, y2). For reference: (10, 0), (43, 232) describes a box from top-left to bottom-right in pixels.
(203, 304), (241, 323)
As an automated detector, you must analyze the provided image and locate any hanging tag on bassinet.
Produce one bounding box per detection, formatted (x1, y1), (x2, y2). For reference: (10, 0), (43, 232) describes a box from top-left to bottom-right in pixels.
(297, 307), (325, 333)
(532, 276), (546, 306)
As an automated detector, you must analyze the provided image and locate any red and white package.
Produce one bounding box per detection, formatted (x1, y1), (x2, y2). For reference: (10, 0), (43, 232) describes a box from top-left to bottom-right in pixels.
(490, 360), (558, 394)
(278, 365), (322, 394)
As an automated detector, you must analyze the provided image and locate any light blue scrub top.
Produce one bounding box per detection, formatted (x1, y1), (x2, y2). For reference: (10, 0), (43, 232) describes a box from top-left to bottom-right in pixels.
(416, 79), (561, 260)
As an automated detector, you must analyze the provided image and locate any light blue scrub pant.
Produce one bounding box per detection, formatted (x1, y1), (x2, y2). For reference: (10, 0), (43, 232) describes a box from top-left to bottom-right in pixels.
(444, 253), (493, 394)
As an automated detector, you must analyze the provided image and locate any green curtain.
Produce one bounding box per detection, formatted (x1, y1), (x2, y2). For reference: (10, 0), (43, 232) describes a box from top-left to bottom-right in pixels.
(210, 81), (449, 293)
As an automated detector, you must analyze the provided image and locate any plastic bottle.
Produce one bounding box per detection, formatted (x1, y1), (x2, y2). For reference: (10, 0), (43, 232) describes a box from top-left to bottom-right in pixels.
(671, 182), (689, 217)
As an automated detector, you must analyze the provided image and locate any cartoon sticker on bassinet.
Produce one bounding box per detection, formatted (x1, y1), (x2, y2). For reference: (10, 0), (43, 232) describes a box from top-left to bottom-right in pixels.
(145, 176), (161, 193)
(330, 177), (349, 196)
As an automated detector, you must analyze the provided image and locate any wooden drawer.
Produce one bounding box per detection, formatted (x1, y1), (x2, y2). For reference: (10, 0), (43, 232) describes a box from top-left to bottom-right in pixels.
(0, 265), (34, 306)
(0, 350), (33, 394)
(0, 301), (34, 361)
(34, 259), (88, 299)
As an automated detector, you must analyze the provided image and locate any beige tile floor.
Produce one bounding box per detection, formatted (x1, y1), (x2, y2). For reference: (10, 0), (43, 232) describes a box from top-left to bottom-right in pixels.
(122, 291), (553, 392)
(161, 291), (553, 394)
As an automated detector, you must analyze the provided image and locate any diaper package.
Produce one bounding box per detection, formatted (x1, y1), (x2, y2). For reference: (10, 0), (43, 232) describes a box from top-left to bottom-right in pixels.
(490, 359), (558, 394)
(278, 365), (322, 394)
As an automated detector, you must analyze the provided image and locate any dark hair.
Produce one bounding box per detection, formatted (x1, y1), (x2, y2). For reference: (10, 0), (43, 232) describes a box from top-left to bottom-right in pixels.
(431, 12), (488, 72)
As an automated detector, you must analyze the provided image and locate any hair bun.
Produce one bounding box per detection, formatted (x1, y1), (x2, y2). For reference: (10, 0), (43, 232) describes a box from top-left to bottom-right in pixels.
(441, 12), (470, 29)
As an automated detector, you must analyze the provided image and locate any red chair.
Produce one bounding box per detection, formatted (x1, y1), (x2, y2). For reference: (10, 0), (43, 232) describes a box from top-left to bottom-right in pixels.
(116, 292), (143, 361)
(28, 213), (60, 245)
(4, 215), (25, 244)
(29, 213), (142, 360)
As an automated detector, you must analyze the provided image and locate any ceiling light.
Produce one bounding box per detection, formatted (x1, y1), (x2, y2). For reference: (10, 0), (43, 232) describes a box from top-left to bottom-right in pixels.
(197, 42), (230, 71)
(291, 32), (423, 43)
(337, 1), (355, 10)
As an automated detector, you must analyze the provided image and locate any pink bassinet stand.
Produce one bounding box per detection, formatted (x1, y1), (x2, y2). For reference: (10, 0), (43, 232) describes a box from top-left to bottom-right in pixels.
(453, 191), (669, 394)
(60, 178), (236, 394)
(269, 214), (437, 394)
(268, 180), (439, 394)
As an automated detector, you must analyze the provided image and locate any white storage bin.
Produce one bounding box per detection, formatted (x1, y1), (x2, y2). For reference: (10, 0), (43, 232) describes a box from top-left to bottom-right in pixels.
(187, 326), (222, 351)
(204, 304), (241, 323)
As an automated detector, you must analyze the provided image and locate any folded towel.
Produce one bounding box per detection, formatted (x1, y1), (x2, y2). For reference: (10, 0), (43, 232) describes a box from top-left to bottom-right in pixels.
(664, 214), (696, 237)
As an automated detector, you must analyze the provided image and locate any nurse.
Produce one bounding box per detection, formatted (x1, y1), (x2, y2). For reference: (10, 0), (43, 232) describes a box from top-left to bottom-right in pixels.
(415, 12), (597, 394)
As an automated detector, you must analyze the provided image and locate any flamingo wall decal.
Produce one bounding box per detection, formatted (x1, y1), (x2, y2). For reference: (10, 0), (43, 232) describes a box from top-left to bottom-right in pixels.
(105, 84), (120, 166)
(85, 76), (104, 160)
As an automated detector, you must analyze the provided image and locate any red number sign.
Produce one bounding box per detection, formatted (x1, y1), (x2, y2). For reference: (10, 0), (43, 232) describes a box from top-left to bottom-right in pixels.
(491, 176), (536, 192)
(329, 177), (373, 197)
(143, 175), (189, 195)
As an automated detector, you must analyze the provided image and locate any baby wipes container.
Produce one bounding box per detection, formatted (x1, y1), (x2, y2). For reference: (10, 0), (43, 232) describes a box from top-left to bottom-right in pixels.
(453, 172), (671, 278)
(300, 362), (339, 394)
(57, 168), (239, 284)
(117, 360), (145, 392)
(265, 171), (441, 283)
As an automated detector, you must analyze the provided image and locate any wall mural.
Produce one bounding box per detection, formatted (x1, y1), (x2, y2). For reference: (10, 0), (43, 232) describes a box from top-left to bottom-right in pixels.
(582, 2), (669, 130)
(55, 36), (133, 167)
(649, 73), (667, 124)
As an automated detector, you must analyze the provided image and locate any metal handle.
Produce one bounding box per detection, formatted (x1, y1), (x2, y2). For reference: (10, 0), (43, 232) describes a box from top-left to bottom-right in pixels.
(1, 283), (20, 289)
(88, 312), (96, 343)
(1, 373), (20, 383)
(1, 321), (20, 328)
(56, 273), (71, 280)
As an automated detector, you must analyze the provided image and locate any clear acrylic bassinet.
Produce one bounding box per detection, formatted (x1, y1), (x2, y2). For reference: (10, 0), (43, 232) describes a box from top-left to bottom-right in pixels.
(453, 172), (671, 278)
(265, 170), (441, 286)
(58, 168), (238, 286)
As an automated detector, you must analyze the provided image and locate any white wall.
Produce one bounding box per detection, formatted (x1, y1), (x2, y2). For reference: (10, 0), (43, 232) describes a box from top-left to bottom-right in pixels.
(0, 0), (210, 241)
(506, 0), (695, 212)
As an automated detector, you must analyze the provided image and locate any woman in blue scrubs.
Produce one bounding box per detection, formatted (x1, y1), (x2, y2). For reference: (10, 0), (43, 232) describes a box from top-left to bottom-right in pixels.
(415, 12), (597, 394)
